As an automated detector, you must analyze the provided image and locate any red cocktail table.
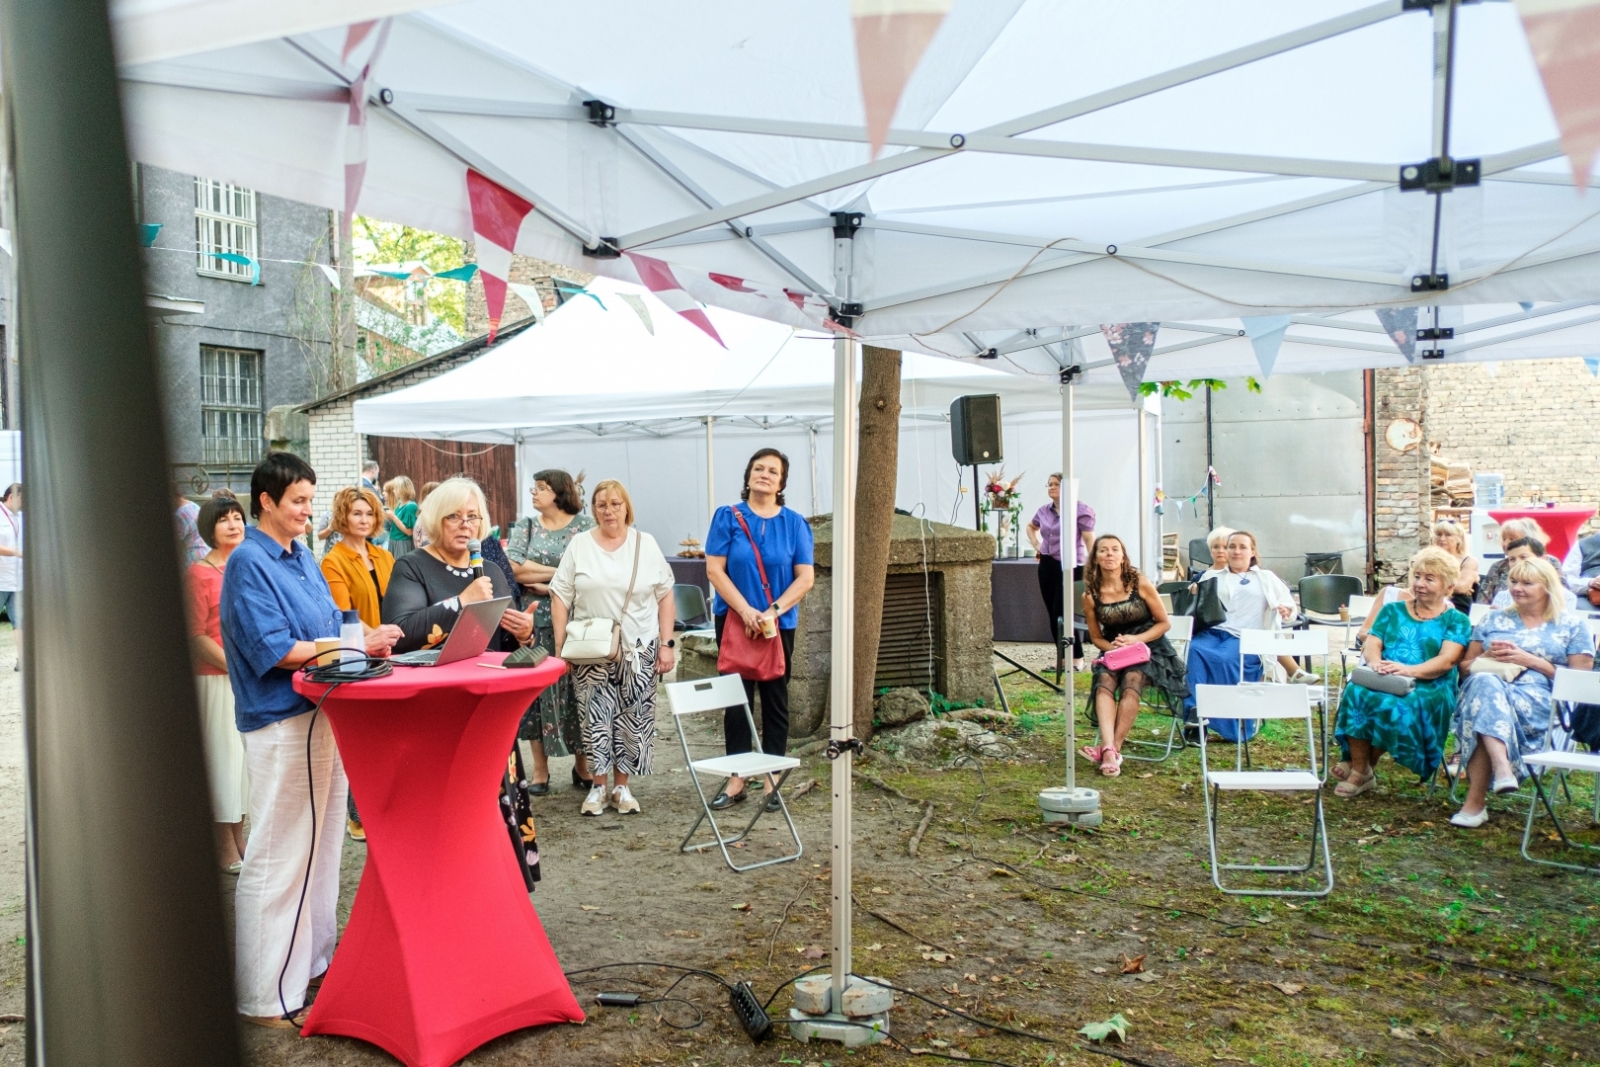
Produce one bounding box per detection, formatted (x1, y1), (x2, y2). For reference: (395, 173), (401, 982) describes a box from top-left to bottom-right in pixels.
(294, 653), (583, 1067)
(1488, 505), (1596, 562)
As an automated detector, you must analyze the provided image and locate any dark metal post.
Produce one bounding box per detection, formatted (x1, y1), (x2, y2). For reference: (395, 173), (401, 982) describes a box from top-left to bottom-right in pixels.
(1204, 383), (1215, 530)
(0, 0), (242, 1062)
(972, 465), (981, 531)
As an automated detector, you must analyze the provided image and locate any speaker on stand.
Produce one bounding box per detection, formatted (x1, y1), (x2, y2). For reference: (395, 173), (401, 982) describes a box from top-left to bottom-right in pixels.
(950, 394), (1003, 531)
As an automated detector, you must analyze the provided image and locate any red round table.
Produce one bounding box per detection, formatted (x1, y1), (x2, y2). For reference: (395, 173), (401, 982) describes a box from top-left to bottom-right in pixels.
(1487, 505), (1596, 562)
(294, 652), (584, 1067)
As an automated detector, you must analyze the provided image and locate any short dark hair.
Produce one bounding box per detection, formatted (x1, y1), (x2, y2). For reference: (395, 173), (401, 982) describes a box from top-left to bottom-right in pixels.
(250, 451), (316, 519)
(197, 492), (245, 548)
(361, 460), (380, 476)
(740, 448), (789, 507)
(0, 483), (19, 504)
(1506, 536), (1546, 558)
(532, 469), (584, 515)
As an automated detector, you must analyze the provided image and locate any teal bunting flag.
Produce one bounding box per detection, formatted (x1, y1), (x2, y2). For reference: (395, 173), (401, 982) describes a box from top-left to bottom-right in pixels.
(433, 264), (478, 282)
(1241, 315), (1291, 378)
(140, 223), (162, 248)
(1585, 356), (1599, 377)
(214, 252), (260, 285)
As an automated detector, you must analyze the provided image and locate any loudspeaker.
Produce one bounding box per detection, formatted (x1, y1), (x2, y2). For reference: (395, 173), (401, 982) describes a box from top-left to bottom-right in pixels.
(950, 394), (1003, 466)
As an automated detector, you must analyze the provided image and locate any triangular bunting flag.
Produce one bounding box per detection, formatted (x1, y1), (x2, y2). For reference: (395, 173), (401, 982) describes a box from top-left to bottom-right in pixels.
(1241, 315), (1291, 379)
(342, 20), (377, 62)
(507, 282), (546, 323)
(619, 292), (655, 334)
(851, 0), (950, 159)
(1375, 307), (1419, 363)
(623, 252), (725, 346)
(1519, 301), (1536, 312)
(317, 263), (341, 290)
(1101, 322), (1160, 402)
(1585, 356), (1600, 376)
(467, 170), (535, 343)
(1514, 0), (1600, 190)
(433, 264), (478, 282)
(344, 19), (392, 223)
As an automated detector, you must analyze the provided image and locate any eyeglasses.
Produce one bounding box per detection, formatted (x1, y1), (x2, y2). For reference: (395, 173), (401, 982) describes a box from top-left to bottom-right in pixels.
(442, 513), (482, 527)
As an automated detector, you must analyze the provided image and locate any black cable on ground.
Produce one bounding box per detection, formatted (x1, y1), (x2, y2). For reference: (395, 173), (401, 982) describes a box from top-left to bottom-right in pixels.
(762, 963), (827, 1011)
(850, 973), (1063, 1045)
(562, 961), (734, 991)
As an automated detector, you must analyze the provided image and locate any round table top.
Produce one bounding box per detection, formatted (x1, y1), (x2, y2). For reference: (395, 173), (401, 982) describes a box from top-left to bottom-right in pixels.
(292, 652), (567, 703)
(1487, 505), (1596, 560)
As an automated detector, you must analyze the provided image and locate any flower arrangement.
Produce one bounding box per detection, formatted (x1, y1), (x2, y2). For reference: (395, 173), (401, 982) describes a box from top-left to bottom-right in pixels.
(984, 467), (1023, 511)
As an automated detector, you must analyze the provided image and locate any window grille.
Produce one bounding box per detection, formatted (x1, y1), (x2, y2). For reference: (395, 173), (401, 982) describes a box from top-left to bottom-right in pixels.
(200, 345), (263, 466)
(193, 177), (258, 280)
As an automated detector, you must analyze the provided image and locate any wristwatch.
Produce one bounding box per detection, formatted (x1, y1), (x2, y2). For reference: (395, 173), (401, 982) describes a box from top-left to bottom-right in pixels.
(664, 638), (677, 649)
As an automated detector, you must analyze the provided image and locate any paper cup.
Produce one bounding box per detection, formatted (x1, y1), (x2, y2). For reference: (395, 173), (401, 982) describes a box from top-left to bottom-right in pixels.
(315, 637), (341, 666)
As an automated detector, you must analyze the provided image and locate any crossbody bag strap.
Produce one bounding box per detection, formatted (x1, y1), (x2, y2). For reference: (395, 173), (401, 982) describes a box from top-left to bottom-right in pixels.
(730, 506), (775, 609)
(618, 529), (642, 630)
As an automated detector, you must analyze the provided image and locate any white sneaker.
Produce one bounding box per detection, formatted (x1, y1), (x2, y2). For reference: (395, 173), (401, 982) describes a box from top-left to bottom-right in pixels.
(1492, 774), (1520, 795)
(611, 785), (640, 814)
(581, 784), (609, 816)
(1450, 808), (1489, 828)
(1288, 669), (1321, 684)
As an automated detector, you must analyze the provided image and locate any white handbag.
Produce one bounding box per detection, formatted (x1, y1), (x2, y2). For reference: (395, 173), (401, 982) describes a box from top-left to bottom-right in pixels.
(559, 532), (641, 665)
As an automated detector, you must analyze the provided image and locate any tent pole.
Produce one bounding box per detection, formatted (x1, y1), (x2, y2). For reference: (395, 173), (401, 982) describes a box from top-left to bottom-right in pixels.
(1, 0), (241, 1060)
(1155, 405), (1166, 577)
(828, 336), (857, 1011)
(1137, 405), (1148, 574)
(705, 415), (714, 526)
(1038, 359), (1100, 828)
(809, 423), (819, 516)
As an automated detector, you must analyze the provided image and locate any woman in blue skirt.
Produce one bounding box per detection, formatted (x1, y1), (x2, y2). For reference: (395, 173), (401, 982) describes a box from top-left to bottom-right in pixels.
(1182, 529), (1296, 741)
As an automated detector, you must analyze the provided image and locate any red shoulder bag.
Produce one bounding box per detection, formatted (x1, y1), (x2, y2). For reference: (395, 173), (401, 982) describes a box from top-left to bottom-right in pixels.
(717, 508), (787, 682)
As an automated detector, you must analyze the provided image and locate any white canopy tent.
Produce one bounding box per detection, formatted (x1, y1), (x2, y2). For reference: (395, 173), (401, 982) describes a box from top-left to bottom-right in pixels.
(70, 0), (1600, 1031)
(353, 277), (1157, 561)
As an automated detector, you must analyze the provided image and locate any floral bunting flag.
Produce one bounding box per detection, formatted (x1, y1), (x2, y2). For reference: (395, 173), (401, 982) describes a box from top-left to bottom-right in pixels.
(1375, 307), (1419, 363)
(1101, 322), (1160, 402)
(851, 0), (951, 159)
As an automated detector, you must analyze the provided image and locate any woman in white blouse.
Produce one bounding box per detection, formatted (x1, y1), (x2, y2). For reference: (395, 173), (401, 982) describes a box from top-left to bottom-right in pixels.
(551, 479), (676, 817)
(1182, 529), (1296, 741)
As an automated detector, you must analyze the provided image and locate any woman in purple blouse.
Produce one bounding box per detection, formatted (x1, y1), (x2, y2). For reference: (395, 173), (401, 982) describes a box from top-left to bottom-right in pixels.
(1026, 473), (1095, 673)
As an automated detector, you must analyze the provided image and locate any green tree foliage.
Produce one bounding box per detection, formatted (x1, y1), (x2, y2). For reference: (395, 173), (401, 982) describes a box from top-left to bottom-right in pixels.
(352, 217), (469, 333)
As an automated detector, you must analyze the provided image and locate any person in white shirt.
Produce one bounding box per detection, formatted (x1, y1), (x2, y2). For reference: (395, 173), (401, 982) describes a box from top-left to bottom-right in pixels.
(0, 484), (20, 670)
(550, 480), (675, 817)
(1560, 529), (1600, 608)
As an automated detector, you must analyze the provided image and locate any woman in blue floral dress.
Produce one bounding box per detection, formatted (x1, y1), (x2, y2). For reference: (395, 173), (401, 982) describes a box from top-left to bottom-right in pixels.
(1333, 547), (1470, 796)
(1451, 557), (1594, 829)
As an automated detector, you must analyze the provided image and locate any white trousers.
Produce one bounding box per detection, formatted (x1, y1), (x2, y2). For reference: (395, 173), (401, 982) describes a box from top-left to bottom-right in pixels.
(235, 709), (348, 1017)
(195, 674), (249, 822)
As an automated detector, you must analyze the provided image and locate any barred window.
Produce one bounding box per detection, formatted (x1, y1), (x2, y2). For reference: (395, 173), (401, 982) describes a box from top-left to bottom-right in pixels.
(200, 345), (263, 465)
(194, 177), (258, 280)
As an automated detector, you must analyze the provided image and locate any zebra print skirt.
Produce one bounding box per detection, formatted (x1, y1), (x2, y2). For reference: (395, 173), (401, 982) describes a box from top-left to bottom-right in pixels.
(573, 640), (659, 777)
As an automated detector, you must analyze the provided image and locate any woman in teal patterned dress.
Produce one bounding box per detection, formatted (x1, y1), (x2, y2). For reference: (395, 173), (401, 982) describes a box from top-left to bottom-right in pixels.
(1333, 546), (1470, 797)
(507, 470), (594, 793)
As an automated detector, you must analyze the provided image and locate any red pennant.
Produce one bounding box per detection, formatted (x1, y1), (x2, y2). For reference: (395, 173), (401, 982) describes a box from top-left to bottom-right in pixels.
(1516, 0), (1600, 190)
(851, 0), (950, 159)
(467, 170), (535, 342)
(625, 253), (725, 347)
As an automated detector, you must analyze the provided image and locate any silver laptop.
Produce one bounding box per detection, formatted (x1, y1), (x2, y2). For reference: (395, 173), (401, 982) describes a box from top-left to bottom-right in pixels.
(390, 596), (513, 667)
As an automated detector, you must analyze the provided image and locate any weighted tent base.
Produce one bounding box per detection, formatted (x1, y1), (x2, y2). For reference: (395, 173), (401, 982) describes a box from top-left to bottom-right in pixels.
(1039, 786), (1103, 828)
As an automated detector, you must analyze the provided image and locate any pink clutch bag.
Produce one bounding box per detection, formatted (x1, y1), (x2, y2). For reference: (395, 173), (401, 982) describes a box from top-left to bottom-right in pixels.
(1101, 642), (1151, 671)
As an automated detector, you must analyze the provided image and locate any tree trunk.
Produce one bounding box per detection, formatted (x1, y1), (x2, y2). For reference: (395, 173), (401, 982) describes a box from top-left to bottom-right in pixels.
(852, 345), (902, 742)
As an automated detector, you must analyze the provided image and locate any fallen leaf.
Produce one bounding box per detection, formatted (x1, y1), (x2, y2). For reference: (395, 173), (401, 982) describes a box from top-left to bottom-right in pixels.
(1091, 967), (1108, 975)
(863, 943), (883, 952)
(1120, 954), (1146, 975)
(732, 902), (751, 911)
(800, 945), (826, 959)
(1078, 1013), (1128, 1044)
(929, 1039), (950, 1049)
(947, 1053), (971, 1061)
(1419, 820), (1435, 828)
(1253, 916), (1272, 925)
(989, 867), (1015, 878)
(964, 973), (978, 982)
(1135, 972), (1161, 984)
(1369, 824), (1385, 833)
(1283, 903), (1299, 911)
(989, 975), (1003, 984)
(1137, 773), (1154, 779)
(580, 905), (600, 912)
(871, 886), (890, 895)
(1389, 1026), (1417, 1040)
(1270, 981), (1304, 996)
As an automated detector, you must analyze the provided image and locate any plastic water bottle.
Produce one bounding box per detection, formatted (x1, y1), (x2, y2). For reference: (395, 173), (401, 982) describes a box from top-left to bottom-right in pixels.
(340, 609), (364, 674)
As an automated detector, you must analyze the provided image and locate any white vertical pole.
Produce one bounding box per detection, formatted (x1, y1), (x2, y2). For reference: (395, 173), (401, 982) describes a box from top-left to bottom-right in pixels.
(705, 415), (715, 525)
(1137, 406), (1148, 575)
(1155, 406), (1166, 577)
(829, 335), (858, 1009)
(809, 423), (820, 516)
(1062, 375), (1076, 792)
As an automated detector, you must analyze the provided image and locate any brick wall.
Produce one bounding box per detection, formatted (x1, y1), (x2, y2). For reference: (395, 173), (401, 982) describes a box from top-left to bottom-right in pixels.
(463, 251), (590, 337)
(1372, 366), (1431, 584)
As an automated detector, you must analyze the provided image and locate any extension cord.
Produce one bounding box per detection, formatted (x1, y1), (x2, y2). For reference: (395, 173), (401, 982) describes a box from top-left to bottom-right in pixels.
(728, 981), (772, 1043)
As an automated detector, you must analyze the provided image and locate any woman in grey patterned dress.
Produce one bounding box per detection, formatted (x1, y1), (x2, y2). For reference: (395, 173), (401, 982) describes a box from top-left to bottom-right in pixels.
(508, 469), (594, 793)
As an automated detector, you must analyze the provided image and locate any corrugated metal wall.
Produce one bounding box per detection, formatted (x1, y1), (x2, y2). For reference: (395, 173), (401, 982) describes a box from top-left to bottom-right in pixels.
(367, 437), (518, 534)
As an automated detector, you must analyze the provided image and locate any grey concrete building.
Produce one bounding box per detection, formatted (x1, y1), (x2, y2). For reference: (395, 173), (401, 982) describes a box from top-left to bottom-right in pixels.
(136, 165), (334, 492)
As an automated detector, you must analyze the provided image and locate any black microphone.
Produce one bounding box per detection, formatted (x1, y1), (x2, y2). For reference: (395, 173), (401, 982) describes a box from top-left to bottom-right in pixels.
(468, 538), (484, 580)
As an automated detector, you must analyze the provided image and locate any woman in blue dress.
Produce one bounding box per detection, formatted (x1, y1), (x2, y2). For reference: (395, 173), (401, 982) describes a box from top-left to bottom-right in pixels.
(1333, 546), (1470, 797)
(1451, 556), (1594, 829)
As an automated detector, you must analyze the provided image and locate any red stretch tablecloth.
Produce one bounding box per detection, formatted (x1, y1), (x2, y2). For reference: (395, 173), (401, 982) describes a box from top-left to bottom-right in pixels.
(1487, 506), (1596, 562)
(294, 652), (583, 1067)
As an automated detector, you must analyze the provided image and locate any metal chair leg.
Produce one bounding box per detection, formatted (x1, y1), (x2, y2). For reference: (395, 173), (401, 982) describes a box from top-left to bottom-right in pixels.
(1520, 768), (1600, 875)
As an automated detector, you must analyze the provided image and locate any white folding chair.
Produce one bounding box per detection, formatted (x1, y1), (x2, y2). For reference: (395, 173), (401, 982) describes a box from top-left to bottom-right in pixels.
(1240, 629), (1332, 780)
(1344, 594), (1376, 655)
(1521, 668), (1600, 874)
(1196, 684), (1333, 897)
(1114, 615), (1193, 763)
(664, 674), (803, 873)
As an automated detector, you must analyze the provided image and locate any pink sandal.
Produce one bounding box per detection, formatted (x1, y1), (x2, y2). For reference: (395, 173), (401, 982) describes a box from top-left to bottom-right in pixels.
(1079, 745), (1102, 764)
(1099, 748), (1122, 777)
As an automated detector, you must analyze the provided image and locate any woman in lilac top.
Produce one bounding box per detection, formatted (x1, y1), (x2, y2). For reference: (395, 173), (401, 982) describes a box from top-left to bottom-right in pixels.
(1026, 473), (1095, 672)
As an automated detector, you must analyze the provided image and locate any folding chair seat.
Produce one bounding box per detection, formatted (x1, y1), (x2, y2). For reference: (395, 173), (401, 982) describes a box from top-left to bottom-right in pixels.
(1195, 684), (1334, 897)
(673, 583), (714, 636)
(1117, 614), (1193, 763)
(1520, 668), (1600, 874)
(664, 674), (802, 872)
(1239, 628), (1332, 779)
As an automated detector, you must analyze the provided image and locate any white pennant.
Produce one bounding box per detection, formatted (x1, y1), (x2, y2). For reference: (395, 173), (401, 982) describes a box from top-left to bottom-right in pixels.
(508, 282), (546, 323)
(618, 292), (654, 334)
(1241, 315), (1291, 378)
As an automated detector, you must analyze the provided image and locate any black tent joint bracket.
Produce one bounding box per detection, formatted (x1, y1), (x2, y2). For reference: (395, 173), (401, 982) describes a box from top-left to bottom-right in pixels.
(826, 738), (865, 760)
(832, 211), (864, 240)
(978, 348), (999, 360)
(1401, 0), (1481, 9)
(1416, 326), (1453, 340)
(1411, 272), (1449, 293)
(1060, 365), (1083, 385)
(583, 239), (622, 258)
(583, 99), (616, 127)
(831, 301), (864, 327)
(1400, 156), (1480, 193)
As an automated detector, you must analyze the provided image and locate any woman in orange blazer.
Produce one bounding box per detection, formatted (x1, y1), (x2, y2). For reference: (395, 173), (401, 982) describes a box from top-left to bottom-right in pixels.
(320, 484), (395, 840)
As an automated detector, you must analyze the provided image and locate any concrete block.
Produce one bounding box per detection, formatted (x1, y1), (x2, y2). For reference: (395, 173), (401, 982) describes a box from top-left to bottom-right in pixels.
(792, 974), (895, 1018)
(791, 974), (831, 1016)
(789, 1008), (889, 1047)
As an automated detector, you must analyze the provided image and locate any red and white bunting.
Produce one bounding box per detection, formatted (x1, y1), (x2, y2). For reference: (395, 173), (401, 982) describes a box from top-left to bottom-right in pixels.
(851, 0), (950, 159)
(343, 19), (392, 223)
(1515, 0), (1600, 189)
(467, 170), (536, 343)
(624, 252), (726, 347)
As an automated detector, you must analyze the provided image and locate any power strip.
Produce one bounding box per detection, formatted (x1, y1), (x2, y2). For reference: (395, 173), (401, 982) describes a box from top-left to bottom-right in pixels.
(728, 981), (772, 1043)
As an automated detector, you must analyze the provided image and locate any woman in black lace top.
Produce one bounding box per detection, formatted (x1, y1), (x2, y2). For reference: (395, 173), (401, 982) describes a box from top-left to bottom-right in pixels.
(1080, 534), (1189, 777)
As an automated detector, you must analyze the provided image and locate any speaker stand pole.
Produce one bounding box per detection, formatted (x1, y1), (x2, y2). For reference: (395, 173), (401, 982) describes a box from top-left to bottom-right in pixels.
(1040, 360), (1101, 829)
(972, 465), (981, 531)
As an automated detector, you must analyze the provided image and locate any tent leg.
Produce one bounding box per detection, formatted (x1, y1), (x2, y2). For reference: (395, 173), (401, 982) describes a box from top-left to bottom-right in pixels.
(705, 415), (715, 526)
(1138, 405), (1148, 574)
(1040, 360), (1100, 829)
(1, 0), (241, 1061)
